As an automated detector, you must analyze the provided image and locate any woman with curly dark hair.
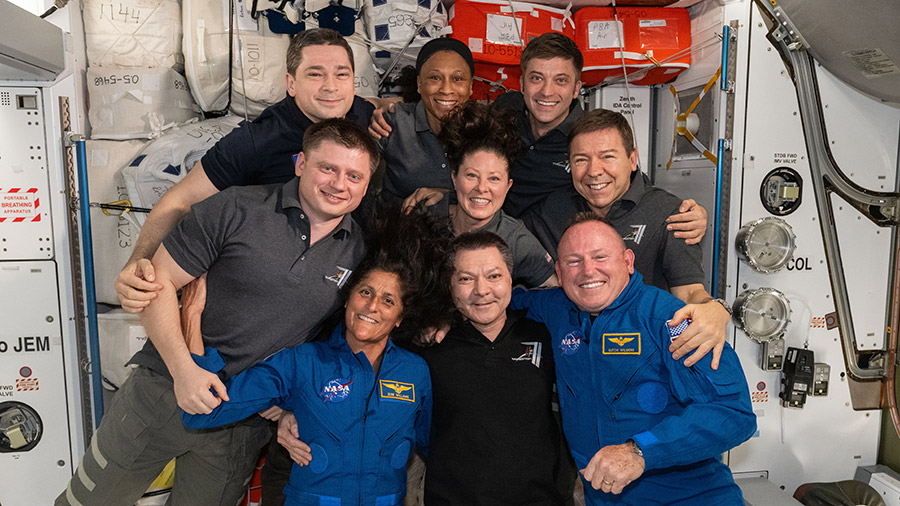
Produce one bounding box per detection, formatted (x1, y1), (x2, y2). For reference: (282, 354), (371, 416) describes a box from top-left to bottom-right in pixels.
(181, 209), (454, 506)
(405, 101), (558, 288)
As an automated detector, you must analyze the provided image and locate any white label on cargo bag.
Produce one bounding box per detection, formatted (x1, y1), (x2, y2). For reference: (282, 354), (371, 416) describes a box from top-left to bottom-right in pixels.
(843, 48), (900, 78)
(551, 17), (562, 32)
(588, 20), (624, 50)
(129, 325), (149, 357)
(639, 19), (666, 28)
(225, 0), (259, 31)
(485, 14), (523, 45)
(469, 37), (484, 54)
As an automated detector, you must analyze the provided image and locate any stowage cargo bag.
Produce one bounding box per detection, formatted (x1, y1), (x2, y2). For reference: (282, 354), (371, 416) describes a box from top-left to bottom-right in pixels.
(449, 0), (574, 67)
(182, 0), (232, 111)
(228, 20), (291, 119)
(364, 0), (448, 78)
(87, 66), (202, 139)
(121, 116), (243, 228)
(83, 0), (183, 69)
(97, 309), (147, 389)
(575, 7), (691, 86)
(87, 139), (149, 305)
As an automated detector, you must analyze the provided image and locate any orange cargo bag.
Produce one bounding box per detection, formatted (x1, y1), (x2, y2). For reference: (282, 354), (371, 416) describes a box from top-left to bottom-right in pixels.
(574, 7), (691, 86)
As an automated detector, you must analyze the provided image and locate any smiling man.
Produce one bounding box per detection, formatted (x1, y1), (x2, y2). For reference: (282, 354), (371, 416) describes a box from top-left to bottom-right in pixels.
(115, 28), (376, 312)
(510, 214), (756, 506)
(419, 231), (564, 506)
(526, 108), (732, 368)
(56, 120), (378, 506)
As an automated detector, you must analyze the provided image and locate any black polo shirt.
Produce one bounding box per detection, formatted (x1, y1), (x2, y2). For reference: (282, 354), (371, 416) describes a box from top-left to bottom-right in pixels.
(524, 171), (704, 291)
(419, 310), (563, 506)
(201, 94), (375, 190)
(130, 178), (366, 380)
(377, 100), (453, 205)
(493, 91), (584, 218)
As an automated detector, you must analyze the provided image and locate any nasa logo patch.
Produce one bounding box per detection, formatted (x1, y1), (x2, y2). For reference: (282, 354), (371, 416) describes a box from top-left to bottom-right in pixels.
(559, 331), (582, 356)
(319, 378), (353, 403)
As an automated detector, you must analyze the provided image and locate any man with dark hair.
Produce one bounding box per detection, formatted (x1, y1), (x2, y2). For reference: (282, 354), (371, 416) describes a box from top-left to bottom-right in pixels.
(57, 119), (379, 506)
(420, 231), (564, 506)
(526, 108), (731, 367)
(511, 215), (756, 506)
(115, 28), (376, 312)
(493, 32), (705, 245)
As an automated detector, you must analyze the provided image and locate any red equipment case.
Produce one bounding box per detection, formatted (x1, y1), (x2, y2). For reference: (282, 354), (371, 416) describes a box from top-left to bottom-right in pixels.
(574, 6), (691, 86)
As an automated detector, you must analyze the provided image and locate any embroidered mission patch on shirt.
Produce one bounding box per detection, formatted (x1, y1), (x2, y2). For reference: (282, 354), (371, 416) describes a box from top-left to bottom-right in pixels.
(602, 333), (641, 355)
(559, 331), (582, 356)
(320, 378), (353, 403)
(379, 380), (415, 402)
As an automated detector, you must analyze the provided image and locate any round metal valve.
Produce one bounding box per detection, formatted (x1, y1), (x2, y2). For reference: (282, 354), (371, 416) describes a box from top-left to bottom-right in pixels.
(0, 401), (43, 453)
(735, 217), (797, 273)
(732, 287), (793, 343)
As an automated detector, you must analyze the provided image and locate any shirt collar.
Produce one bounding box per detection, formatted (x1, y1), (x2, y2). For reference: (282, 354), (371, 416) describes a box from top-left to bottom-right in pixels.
(474, 209), (505, 234)
(453, 308), (526, 344)
(518, 94), (585, 142)
(282, 94), (315, 130)
(328, 321), (397, 355)
(279, 177), (355, 237)
(414, 100), (433, 133)
(576, 170), (647, 215)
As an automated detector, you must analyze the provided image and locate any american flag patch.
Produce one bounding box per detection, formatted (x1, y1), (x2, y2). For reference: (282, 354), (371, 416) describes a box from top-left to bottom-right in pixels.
(665, 319), (691, 342)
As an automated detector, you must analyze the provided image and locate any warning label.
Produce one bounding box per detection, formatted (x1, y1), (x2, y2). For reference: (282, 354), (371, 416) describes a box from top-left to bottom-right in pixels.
(843, 48), (900, 79)
(751, 390), (769, 403)
(0, 188), (41, 222)
(16, 378), (38, 391)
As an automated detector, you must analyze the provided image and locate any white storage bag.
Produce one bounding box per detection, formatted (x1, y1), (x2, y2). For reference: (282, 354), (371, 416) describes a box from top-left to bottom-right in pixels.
(83, 0), (184, 69)
(87, 139), (149, 305)
(363, 0), (448, 77)
(87, 66), (202, 140)
(121, 116), (243, 228)
(98, 309), (148, 389)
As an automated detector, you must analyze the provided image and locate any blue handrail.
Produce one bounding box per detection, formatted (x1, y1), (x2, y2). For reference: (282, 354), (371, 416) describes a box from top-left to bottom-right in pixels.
(74, 137), (104, 425)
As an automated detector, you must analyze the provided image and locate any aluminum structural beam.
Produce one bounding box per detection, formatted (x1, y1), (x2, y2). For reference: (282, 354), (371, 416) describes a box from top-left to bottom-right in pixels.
(754, 0), (896, 381)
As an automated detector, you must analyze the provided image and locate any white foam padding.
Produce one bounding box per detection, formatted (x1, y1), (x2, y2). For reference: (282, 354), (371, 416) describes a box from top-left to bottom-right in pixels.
(98, 309), (148, 389)
(121, 115), (243, 228)
(87, 139), (150, 305)
(364, 0), (448, 76)
(87, 66), (202, 140)
(83, 0), (184, 69)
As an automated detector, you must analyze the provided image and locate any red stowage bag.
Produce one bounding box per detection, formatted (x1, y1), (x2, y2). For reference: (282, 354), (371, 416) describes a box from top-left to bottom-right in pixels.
(449, 0), (575, 67)
(471, 62), (522, 101)
(239, 455), (265, 506)
(574, 7), (691, 86)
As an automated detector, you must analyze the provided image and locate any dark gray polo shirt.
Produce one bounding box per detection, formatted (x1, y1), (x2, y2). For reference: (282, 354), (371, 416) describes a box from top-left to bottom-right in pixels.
(476, 210), (555, 287)
(130, 178), (366, 380)
(524, 172), (704, 291)
(493, 91), (584, 219)
(378, 101), (454, 205)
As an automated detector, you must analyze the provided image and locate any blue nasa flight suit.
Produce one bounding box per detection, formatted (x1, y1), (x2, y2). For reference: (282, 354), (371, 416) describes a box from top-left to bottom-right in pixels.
(182, 325), (432, 506)
(510, 272), (756, 506)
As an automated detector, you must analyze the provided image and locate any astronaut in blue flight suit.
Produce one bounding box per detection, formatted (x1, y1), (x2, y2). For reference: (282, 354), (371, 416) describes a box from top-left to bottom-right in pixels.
(510, 214), (756, 506)
(182, 264), (433, 506)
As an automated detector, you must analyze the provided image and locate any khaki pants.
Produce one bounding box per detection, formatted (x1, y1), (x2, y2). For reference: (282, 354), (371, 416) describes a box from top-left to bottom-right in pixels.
(56, 367), (271, 506)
